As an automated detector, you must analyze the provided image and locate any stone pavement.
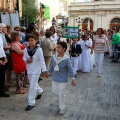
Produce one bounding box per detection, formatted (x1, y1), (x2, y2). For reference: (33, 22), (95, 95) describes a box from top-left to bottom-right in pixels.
(0, 57), (120, 120)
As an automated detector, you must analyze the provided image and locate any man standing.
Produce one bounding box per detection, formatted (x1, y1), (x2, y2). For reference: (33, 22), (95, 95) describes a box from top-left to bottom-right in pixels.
(0, 36), (10, 97)
(111, 27), (120, 63)
(41, 31), (53, 69)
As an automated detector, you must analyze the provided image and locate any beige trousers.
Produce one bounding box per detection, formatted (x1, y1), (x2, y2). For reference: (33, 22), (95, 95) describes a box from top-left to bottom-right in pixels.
(44, 56), (52, 69)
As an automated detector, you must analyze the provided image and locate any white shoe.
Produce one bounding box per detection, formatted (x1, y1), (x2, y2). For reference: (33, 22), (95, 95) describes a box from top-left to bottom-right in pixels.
(59, 109), (65, 115)
(98, 73), (101, 77)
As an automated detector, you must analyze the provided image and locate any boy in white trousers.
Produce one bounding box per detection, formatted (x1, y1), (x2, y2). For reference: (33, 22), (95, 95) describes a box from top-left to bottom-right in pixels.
(48, 41), (76, 115)
(23, 34), (48, 111)
(70, 39), (82, 76)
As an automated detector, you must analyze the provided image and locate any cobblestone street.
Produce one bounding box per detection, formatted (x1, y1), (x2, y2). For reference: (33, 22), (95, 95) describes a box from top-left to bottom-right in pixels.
(0, 57), (120, 120)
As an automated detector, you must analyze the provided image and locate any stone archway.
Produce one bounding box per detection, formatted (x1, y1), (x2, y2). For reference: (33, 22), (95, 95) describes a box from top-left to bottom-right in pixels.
(82, 18), (93, 31)
(110, 18), (120, 29)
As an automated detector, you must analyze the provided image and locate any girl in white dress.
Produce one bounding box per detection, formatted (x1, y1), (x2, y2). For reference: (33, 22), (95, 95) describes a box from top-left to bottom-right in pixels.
(80, 35), (93, 73)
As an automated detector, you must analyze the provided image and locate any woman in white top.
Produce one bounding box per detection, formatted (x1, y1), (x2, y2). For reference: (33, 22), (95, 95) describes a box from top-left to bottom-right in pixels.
(49, 26), (58, 44)
(91, 28), (110, 77)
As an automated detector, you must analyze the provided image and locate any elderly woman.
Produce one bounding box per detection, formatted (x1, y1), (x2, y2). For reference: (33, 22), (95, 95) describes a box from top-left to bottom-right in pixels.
(91, 28), (110, 77)
(11, 32), (26, 94)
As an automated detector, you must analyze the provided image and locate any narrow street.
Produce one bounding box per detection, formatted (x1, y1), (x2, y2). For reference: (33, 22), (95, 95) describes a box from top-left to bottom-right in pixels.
(0, 57), (120, 120)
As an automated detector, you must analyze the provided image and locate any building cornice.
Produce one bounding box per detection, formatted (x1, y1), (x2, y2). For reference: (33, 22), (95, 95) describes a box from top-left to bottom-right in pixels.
(69, 1), (120, 12)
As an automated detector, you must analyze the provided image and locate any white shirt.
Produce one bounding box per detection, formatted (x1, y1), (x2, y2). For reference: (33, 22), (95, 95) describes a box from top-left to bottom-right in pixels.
(23, 47), (47, 75)
(0, 36), (6, 58)
(50, 33), (58, 43)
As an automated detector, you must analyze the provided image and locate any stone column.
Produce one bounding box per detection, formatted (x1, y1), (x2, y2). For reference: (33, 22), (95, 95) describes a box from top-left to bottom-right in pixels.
(88, 18), (90, 30)
(94, 13), (98, 31)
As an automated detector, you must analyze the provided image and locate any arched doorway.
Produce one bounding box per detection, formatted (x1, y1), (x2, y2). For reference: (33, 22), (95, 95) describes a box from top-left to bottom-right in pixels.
(110, 18), (120, 29)
(82, 18), (93, 31)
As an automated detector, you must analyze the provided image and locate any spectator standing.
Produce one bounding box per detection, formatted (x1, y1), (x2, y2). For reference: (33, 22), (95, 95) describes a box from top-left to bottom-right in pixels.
(11, 32), (26, 94)
(5, 25), (13, 88)
(39, 29), (46, 46)
(0, 23), (11, 91)
(0, 36), (10, 97)
(41, 31), (53, 69)
(111, 27), (120, 62)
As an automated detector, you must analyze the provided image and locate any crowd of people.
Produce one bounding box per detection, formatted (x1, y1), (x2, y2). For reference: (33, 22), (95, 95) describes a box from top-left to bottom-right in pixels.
(0, 22), (120, 114)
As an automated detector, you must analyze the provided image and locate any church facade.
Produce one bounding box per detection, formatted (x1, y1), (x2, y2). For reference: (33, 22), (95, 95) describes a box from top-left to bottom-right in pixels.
(68, 0), (120, 31)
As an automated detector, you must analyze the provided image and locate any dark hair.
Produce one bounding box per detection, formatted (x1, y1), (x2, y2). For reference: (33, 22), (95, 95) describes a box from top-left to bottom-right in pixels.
(28, 24), (35, 32)
(82, 34), (88, 39)
(115, 27), (120, 33)
(49, 26), (55, 33)
(45, 31), (51, 38)
(57, 42), (67, 52)
(14, 26), (21, 31)
(97, 28), (104, 34)
(25, 34), (37, 42)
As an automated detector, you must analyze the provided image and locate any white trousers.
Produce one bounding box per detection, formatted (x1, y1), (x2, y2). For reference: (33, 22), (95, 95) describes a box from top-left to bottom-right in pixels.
(52, 81), (67, 110)
(95, 53), (104, 74)
(71, 57), (79, 75)
(28, 74), (43, 106)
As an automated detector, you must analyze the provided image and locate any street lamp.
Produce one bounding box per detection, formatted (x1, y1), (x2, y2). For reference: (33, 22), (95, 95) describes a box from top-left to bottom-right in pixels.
(40, 3), (45, 29)
(76, 17), (83, 29)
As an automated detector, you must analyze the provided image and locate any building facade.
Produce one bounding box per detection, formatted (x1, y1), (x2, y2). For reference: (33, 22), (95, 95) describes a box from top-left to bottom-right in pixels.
(0, 0), (22, 17)
(68, 0), (120, 31)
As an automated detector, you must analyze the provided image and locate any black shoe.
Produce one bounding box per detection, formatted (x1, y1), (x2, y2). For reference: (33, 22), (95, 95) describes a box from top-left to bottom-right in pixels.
(36, 91), (44, 100)
(111, 60), (118, 63)
(38, 77), (42, 82)
(0, 93), (10, 97)
(25, 105), (34, 111)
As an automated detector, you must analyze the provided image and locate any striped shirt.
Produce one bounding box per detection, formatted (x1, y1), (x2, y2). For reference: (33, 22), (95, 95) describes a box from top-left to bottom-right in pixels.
(93, 35), (108, 53)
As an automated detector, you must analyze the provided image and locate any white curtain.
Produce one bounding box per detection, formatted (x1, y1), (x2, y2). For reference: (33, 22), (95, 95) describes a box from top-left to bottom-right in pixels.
(1, 13), (11, 25)
(10, 11), (20, 29)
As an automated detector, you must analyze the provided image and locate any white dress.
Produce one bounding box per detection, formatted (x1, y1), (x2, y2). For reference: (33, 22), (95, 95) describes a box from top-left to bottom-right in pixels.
(89, 38), (96, 66)
(77, 40), (82, 70)
(80, 41), (93, 72)
(65, 44), (70, 58)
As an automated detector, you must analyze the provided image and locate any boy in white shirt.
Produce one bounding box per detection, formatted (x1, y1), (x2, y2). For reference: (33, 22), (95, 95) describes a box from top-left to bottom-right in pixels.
(23, 34), (48, 111)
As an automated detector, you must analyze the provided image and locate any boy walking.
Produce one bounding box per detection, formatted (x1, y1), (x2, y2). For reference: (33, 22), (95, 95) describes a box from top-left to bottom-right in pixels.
(70, 39), (82, 75)
(48, 41), (76, 115)
(23, 34), (48, 111)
